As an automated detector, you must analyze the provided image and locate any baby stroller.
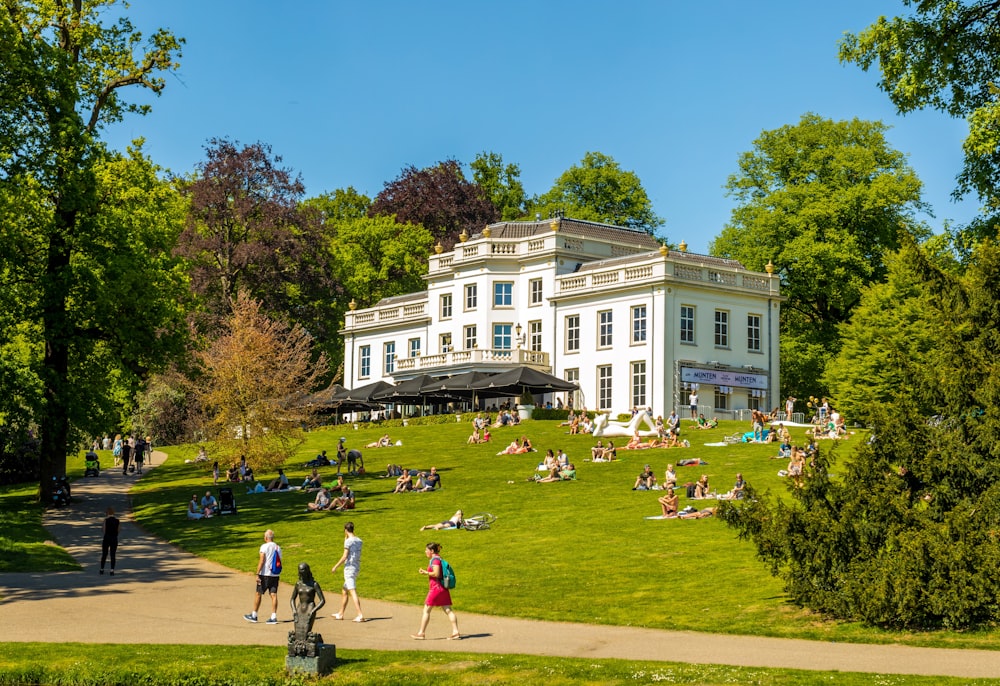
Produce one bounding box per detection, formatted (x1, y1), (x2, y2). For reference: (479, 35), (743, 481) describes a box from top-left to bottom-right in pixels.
(218, 487), (237, 515)
(51, 476), (71, 507)
(84, 451), (100, 477)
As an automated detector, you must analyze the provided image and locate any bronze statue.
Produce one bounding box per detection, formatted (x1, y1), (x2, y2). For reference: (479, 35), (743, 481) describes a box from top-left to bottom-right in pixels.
(288, 562), (326, 657)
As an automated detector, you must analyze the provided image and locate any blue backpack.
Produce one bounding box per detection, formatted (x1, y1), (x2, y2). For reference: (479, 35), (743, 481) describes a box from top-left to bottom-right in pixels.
(440, 558), (456, 589)
(269, 548), (282, 575)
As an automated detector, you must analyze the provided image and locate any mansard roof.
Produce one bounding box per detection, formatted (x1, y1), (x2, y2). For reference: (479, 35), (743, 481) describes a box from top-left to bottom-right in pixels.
(477, 217), (661, 250)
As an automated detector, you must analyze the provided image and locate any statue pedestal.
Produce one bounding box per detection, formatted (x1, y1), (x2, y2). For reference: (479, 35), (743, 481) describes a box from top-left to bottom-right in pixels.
(286, 643), (336, 675)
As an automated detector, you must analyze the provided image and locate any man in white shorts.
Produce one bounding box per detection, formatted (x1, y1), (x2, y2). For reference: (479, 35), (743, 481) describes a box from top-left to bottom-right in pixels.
(330, 521), (365, 622)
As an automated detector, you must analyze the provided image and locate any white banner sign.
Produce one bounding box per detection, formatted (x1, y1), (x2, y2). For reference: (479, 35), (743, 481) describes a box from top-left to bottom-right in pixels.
(680, 366), (768, 390)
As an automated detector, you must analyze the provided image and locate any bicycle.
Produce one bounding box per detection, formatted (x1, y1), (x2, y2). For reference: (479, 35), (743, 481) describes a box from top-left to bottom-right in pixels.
(462, 513), (497, 531)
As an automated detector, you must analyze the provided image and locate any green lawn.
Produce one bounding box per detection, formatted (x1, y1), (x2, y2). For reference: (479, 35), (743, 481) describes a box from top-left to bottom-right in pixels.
(0, 643), (988, 686)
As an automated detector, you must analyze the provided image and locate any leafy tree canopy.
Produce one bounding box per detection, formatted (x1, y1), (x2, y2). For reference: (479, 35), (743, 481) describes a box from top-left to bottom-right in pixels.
(710, 113), (929, 398)
(368, 160), (497, 250)
(722, 238), (1000, 630)
(470, 151), (527, 221)
(532, 151), (663, 234)
(302, 186), (371, 224)
(840, 1), (1000, 209)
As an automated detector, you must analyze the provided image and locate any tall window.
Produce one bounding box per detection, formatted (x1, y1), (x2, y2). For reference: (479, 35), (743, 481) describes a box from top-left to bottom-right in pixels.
(680, 305), (695, 343)
(383, 342), (395, 375)
(359, 345), (371, 378)
(566, 315), (580, 352)
(464, 325), (477, 350)
(440, 333), (452, 353)
(440, 293), (452, 319)
(747, 313), (761, 352)
(714, 388), (728, 411)
(748, 391), (761, 411)
(529, 278), (543, 305)
(465, 284), (477, 310)
(493, 323), (512, 350)
(598, 310), (613, 348)
(598, 365), (613, 411)
(632, 305), (647, 344)
(529, 321), (542, 352)
(565, 368), (581, 410)
(714, 310), (729, 347)
(493, 281), (513, 307)
(409, 338), (421, 358)
(631, 361), (646, 408)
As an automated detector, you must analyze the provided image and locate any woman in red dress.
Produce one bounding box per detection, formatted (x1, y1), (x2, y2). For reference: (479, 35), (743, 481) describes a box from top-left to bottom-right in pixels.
(411, 542), (460, 640)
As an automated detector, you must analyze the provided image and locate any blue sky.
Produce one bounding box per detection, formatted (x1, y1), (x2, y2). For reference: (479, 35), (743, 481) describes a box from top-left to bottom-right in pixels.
(104, 1), (976, 255)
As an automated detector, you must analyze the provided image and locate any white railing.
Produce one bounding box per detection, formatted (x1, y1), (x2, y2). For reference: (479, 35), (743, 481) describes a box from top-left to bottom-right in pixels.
(390, 348), (550, 372)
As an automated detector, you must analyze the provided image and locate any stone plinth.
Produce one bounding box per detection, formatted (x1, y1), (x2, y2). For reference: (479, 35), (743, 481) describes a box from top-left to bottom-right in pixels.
(286, 643), (336, 675)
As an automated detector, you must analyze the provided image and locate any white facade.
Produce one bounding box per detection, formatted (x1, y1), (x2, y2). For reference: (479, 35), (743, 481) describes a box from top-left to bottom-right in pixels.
(342, 218), (783, 417)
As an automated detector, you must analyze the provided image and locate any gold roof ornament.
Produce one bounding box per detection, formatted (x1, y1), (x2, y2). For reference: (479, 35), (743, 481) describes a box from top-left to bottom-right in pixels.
(550, 219), (560, 232)
(678, 239), (687, 252)
(658, 243), (668, 256)
(765, 259), (775, 274)
(434, 241), (443, 254)
(459, 229), (469, 243)
(483, 225), (491, 238)
(348, 298), (357, 311)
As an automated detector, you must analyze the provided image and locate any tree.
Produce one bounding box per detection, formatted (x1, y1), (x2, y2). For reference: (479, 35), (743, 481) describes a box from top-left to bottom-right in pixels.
(1, 0), (184, 500)
(196, 291), (326, 471)
(175, 139), (340, 362)
(532, 152), (663, 234)
(721, 239), (1000, 630)
(302, 186), (371, 223)
(840, 1), (1000, 209)
(368, 160), (498, 250)
(470, 151), (527, 220)
(710, 114), (929, 399)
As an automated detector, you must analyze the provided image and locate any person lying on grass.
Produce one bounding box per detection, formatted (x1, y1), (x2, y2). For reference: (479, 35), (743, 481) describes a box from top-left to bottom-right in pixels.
(420, 509), (464, 531)
(537, 463), (576, 482)
(366, 434), (392, 449)
(678, 506), (717, 519)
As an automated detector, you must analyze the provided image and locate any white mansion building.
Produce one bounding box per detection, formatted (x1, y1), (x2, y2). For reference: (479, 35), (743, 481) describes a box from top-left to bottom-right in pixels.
(341, 217), (783, 417)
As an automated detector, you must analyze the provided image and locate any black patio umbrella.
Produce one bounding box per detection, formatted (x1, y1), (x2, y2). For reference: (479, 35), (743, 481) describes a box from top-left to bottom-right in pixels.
(332, 380), (394, 405)
(302, 383), (347, 408)
(371, 374), (437, 403)
(469, 366), (579, 399)
(421, 371), (497, 399)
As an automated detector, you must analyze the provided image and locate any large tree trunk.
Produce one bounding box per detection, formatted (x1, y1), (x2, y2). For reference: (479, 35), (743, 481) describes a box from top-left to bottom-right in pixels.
(37, 209), (74, 504)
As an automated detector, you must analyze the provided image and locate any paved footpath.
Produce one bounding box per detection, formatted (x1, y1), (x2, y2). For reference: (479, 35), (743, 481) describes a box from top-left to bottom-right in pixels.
(2, 453), (1000, 679)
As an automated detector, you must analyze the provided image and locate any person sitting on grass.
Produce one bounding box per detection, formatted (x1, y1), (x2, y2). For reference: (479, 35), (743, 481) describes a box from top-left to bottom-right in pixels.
(226, 463), (240, 482)
(514, 436), (533, 453)
(415, 467), (442, 492)
(467, 427), (481, 445)
(328, 474), (347, 495)
(480, 426), (491, 443)
(537, 463), (576, 482)
(593, 440), (616, 462)
(633, 464), (657, 490)
(393, 470), (414, 493)
(663, 464), (678, 489)
(590, 440), (606, 460)
(692, 413), (711, 429)
(568, 414), (580, 434)
(657, 487), (679, 517)
(367, 434), (392, 449)
(719, 473), (747, 500)
(187, 494), (208, 520)
(625, 431), (646, 450)
(331, 486), (355, 511)
(302, 468), (322, 491)
(693, 474), (711, 499)
(200, 490), (218, 517)
(541, 449), (558, 472)
(307, 488), (332, 512)
(266, 468), (289, 491)
(420, 509), (464, 531)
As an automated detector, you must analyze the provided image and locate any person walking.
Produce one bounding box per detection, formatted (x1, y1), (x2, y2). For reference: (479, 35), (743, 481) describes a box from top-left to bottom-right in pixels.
(330, 521), (365, 622)
(412, 542), (460, 640)
(120, 438), (132, 475)
(99, 506), (120, 576)
(244, 529), (282, 624)
(134, 435), (146, 474)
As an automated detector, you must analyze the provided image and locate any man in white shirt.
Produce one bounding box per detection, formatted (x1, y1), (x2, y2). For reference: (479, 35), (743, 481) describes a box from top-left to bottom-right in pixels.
(244, 529), (282, 624)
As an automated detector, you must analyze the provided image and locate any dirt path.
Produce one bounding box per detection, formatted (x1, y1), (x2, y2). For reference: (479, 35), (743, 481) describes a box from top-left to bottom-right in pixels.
(1, 453), (999, 679)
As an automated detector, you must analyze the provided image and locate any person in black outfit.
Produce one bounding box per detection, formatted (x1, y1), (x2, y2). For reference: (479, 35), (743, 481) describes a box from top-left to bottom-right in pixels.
(100, 506), (120, 576)
(134, 435), (146, 474)
(120, 439), (132, 475)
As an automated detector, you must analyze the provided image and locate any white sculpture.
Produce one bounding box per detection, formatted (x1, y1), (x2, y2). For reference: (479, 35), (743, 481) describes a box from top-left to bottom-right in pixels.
(591, 411), (659, 438)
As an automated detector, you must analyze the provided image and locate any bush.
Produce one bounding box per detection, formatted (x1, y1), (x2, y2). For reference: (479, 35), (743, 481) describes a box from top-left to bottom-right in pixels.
(0, 427), (40, 486)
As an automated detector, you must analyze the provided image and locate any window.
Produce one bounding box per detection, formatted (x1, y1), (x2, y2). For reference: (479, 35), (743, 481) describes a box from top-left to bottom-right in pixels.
(714, 310), (729, 347)
(680, 305), (695, 344)
(440, 293), (452, 319)
(714, 388), (728, 411)
(493, 281), (513, 307)
(383, 342), (395, 375)
(465, 284), (477, 310)
(565, 368), (581, 410)
(598, 310), (613, 348)
(440, 333), (452, 353)
(464, 325), (477, 350)
(632, 305), (647, 344)
(631, 361), (646, 408)
(598, 365), (613, 411)
(409, 338), (421, 358)
(529, 321), (542, 352)
(566, 315), (580, 352)
(493, 323), (512, 350)
(747, 313), (761, 352)
(529, 278), (543, 305)
(359, 345), (371, 378)
(748, 391), (761, 411)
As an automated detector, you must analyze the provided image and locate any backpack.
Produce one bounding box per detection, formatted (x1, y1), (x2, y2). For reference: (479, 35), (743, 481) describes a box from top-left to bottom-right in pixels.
(270, 548), (282, 575)
(440, 557), (456, 589)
